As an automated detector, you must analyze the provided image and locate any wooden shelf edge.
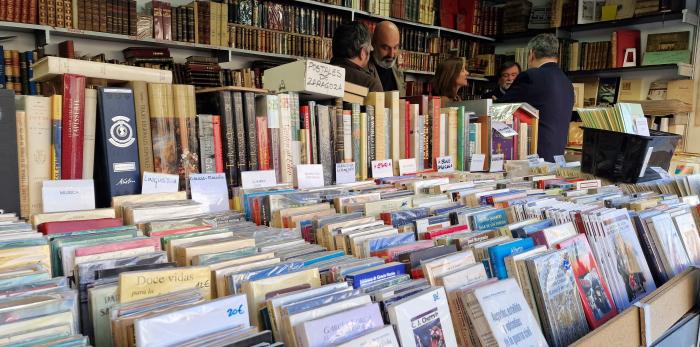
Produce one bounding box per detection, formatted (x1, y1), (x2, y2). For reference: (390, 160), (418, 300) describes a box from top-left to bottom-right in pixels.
(195, 86), (269, 94)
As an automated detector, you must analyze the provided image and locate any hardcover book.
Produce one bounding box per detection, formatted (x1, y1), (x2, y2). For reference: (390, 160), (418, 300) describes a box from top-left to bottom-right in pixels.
(0, 89), (19, 215)
(387, 286), (458, 347)
(295, 303), (384, 347)
(148, 83), (178, 175)
(94, 87), (141, 207)
(487, 237), (535, 279)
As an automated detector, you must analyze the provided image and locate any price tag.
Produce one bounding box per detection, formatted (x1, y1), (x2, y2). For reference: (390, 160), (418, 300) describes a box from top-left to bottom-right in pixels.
(189, 173), (229, 212)
(241, 170), (278, 189)
(553, 155), (566, 168)
(141, 172), (179, 194)
(335, 163), (356, 184)
(371, 159), (394, 179)
(295, 164), (325, 189)
(436, 156), (454, 172)
(650, 166), (672, 179)
(527, 154), (540, 167)
(398, 158), (417, 175)
(469, 154), (486, 172)
(42, 179), (95, 213)
(635, 118), (650, 136)
(492, 121), (518, 137)
(489, 154), (505, 172)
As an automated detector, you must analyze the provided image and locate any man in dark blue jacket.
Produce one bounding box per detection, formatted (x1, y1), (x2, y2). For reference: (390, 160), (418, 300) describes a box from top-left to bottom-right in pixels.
(498, 33), (574, 162)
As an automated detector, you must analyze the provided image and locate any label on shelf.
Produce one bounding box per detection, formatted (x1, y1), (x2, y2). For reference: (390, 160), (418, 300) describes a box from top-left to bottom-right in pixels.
(190, 173), (229, 212)
(489, 154), (505, 172)
(141, 172), (179, 194)
(436, 156), (454, 172)
(469, 154), (486, 172)
(241, 170), (278, 189)
(335, 163), (356, 184)
(42, 179), (95, 213)
(399, 158), (418, 175)
(371, 159), (394, 179)
(296, 164), (325, 189)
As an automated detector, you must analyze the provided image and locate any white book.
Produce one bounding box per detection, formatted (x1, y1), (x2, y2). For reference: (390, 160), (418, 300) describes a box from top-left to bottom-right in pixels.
(416, 114), (425, 171)
(295, 303), (384, 347)
(386, 91), (400, 170)
(278, 94), (294, 183)
(82, 89), (97, 179)
(384, 107), (391, 162)
(439, 113), (447, 156)
(33, 56), (172, 83)
(20, 96), (51, 217)
(135, 294), (249, 347)
(343, 112), (352, 162)
(388, 286), (458, 347)
(473, 278), (547, 347)
(335, 325), (399, 347)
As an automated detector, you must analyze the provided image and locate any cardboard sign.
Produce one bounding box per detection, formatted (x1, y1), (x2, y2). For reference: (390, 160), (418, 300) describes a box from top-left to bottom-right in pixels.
(189, 173), (229, 212)
(142, 172), (179, 194)
(436, 156), (454, 172)
(469, 154), (486, 172)
(296, 164), (325, 189)
(42, 179), (95, 213)
(398, 158), (417, 175)
(371, 159), (394, 179)
(241, 170), (278, 189)
(489, 154), (505, 172)
(335, 163), (356, 184)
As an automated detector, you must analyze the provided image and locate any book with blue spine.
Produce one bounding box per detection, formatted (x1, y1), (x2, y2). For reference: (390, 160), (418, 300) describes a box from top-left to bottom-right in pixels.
(432, 203), (466, 215)
(471, 209), (509, 230)
(292, 250), (345, 266)
(345, 262), (407, 289)
(365, 232), (416, 255)
(511, 219), (554, 238)
(488, 237), (536, 279)
(382, 207), (430, 228)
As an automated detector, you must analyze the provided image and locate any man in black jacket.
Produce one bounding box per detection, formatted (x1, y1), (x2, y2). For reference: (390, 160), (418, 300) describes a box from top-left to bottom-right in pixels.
(330, 21), (383, 93)
(498, 34), (574, 162)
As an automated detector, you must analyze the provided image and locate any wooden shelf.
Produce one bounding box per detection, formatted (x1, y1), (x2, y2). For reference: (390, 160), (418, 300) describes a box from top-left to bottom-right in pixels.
(565, 63), (693, 78)
(195, 86), (269, 94)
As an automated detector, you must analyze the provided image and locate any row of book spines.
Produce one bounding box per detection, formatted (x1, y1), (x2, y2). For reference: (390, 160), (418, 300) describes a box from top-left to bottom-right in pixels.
(228, 1), (345, 38)
(2, 49), (39, 96)
(561, 41), (612, 72)
(230, 25), (332, 61)
(0, 0), (37, 24)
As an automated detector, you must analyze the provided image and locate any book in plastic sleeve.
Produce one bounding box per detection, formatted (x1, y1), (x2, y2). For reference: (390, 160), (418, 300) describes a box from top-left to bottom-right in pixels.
(387, 286), (458, 347)
(488, 237), (536, 279)
(294, 303), (384, 347)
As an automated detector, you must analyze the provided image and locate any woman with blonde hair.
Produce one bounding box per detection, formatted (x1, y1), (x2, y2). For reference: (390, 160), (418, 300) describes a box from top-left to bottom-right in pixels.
(432, 55), (470, 103)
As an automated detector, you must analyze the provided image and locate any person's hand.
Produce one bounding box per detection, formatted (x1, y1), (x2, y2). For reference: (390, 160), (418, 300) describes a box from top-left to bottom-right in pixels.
(491, 96), (497, 101)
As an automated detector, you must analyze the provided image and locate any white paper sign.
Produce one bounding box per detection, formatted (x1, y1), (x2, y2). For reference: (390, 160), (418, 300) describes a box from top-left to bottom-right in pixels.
(305, 60), (345, 97)
(527, 154), (540, 166)
(469, 154), (486, 172)
(241, 170), (278, 189)
(335, 163), (356, 184)
(638, 147), (654, 178)
(42, 179), (95, 213)
(398, 158), (417, 175)
(553, 155), (566, 168)
(189, 173), (229, 212)
(296, 164), (325, 189)
(650, 166), (672, 179)
(635, 118), (650, 136)
(489, 154), (505, 172)
(141, 172), (179, 194)
(436, 156), (454, 172)
(371, 159), (394, 178)
(492, 121), (518, 137)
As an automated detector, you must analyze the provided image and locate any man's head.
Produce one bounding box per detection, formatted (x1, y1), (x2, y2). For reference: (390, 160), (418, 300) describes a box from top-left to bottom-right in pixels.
(372, 21), (400, 69)
(498, 62), (521, 90)
(332, 21), (373, 68)
(526, 33), (559, 68)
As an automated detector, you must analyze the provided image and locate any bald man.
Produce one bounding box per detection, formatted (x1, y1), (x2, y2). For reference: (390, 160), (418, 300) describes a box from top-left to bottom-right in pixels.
(370, 21), (406, 96)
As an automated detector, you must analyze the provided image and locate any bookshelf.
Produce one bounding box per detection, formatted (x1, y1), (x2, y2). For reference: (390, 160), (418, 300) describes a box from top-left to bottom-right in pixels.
(564, 63), (694, 78)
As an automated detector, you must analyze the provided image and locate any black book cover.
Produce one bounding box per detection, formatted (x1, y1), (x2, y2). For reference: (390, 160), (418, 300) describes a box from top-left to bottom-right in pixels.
(94, 87), (141, 208)
(397, 244), (458, 269)
(195, 91), (239, 191)
(242, 91), (258, 171)
(231, 91), (248, 174)
(0, 89), (19, 214)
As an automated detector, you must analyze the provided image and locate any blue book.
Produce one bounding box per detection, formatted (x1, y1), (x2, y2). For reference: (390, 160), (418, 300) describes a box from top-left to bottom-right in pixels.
(471, 209), (509, 230)
(511, 219), (554, 238)
(345, 262), (406, 289)
(95, 87), (141, 207)
(479, 190), (525, 205)
(385, 207), (430, 227)
(366, 233), (416, 254)
(298, 250), (345, 266)
(488, 237), (536, 279)
(432, 203), (465, 215)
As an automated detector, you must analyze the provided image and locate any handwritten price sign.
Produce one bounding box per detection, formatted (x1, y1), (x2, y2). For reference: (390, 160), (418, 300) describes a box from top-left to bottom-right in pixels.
(436, 156), (454, 172)
(371, 159), (394, 178)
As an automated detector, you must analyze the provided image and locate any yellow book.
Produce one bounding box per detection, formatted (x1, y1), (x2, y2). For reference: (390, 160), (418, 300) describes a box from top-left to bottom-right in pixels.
(31, 208), (116, 228)
(385, 91), (400, 174)
(174, 237), (255, 266)
(0, 245), (51, 273)
(118, 266), (213, 303)
(165, 230), (233, 261)
(213, 258), (281, 298)
(241, 268), (321, 328)
(49, 95), (61, 180)
(366, 92), (386, 160)
(21, 96), (51, 218)
(273, 203), (330, 228)
(15, 111), (29, 219)
(0, 323), (72, 346)
(0, 310), (74, 336)
(617, 79), (644, 101)
(319, 216), (376, 250)
(360, 112), (368, 180)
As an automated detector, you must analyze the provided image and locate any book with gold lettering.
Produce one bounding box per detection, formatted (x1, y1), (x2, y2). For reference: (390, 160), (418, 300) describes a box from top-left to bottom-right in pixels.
(118, 266), (213, 303)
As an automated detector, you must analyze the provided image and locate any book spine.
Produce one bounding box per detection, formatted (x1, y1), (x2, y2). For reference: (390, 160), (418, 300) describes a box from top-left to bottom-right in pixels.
(30, 0), (38, 23)
(128, 0), (136, 35)
(300, 106), (312, 165)
(15, 110), (29, 218)
(342, 110), (351, 162)
(54, 0), (63, 26)
(148, 83), (178, 174)
(24, 96), (51, 217)
(82, 88), (97, 179)
(129, 81), (154, 174)
(242, 92), (258, 170)
(430, 97), (440, 168)
(60, 74), (86, 179)
(63, 0), (72, 27)
(38, 0), (47, 24)
(351, 104), (361, 178)
(50, 95), (62, 180)
(309, 101), (317, 164)
(95, 87), (141, 207)
(162, 0), (171, 40)
(359, 111), (367, 180)
(256, 116), (270, 170)
(423, 112), (430, 169)
(46, 0), (54, 26)
(367, 105), (375, 172)
(196, 114), (215, 173)
(278, 94), (293, 183)
(231, 92), (248, 177)
(212, 115), (224, 173)
(317, 105), (333, 186)
(153, 0), (162, 39)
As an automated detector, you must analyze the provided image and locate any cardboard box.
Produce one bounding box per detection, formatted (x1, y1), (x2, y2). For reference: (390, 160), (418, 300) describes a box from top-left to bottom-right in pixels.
(263, 60), (345, 99)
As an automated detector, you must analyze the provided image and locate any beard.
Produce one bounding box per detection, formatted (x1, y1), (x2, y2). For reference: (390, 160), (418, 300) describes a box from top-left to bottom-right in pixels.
(374, 54), (395, 69)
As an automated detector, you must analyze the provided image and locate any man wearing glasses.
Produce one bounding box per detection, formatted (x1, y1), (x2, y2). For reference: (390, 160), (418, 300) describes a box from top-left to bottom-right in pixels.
(330, 21), (384, 92)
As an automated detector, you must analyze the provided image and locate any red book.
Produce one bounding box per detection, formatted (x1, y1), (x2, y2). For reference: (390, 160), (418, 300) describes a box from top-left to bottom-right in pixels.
(300, 106), (312, 164)
(429, 96), (440, 168)
(73, 237), (161, 257)
(60, 74), (86, 179)
(370, 240), (433, 262)
(37, 217), (123, 235)
(402, 100), (411, 158)
(458, 0), (476, 33)
(615, 29), (640, 68)
(212, 115), (224, 173)
(556, 234), (618, 328)
(256, 116), (270, 170)
(410, 267), (424, 279)
(58, 40), (75, 58)
(424, 224), (469, 240)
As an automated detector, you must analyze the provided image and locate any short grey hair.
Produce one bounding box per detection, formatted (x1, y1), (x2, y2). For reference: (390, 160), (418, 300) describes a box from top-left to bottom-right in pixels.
(332, 21), (372, 60)
(526, 33), (559, 59)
